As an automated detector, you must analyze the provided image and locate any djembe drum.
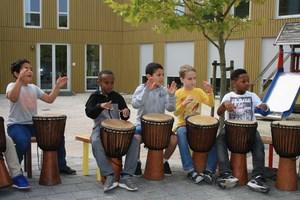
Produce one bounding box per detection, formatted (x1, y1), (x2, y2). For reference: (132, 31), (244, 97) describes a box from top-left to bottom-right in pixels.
(100, 119), (135, 182)
(33, 114), (66, 186)
(186, 115), (219, 173)
(271, 121), (300, 191)
(225, 120), (257, 185)
(141, 113), (174, 180)
(0, 116), (13, 188)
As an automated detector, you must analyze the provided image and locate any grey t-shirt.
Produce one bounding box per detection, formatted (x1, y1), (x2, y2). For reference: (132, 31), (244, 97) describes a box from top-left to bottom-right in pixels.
(6, 82), (45, 126)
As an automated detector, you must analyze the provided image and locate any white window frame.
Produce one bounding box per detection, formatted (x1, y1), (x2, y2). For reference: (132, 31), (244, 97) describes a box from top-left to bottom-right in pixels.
(85, 44), (102, 92)
(275, 0), (300, 19)
(57, 0), (69, 29)
(23, 0), (42, 28)
(231, 0), (251, 20)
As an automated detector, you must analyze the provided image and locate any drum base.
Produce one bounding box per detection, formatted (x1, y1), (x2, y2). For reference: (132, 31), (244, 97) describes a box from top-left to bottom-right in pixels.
(39, 151), (61, 186)
(276, 157), (297, 191)
(144, 150), (164, 180)
(0, 157), (12, 188)
(101, 158), (122, 184)
(230, 153), (248, 186)
(192, 152), (208, 173)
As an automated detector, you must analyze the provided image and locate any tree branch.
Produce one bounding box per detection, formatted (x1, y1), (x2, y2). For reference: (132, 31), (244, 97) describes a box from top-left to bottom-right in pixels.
(223, 0), (238, 17)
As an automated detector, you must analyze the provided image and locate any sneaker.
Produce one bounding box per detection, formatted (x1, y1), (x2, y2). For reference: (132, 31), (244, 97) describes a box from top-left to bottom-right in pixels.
(201, 170), (216, 184)
(134, 161), (142, 177)
(217, 173), (239, 189)
(247, 175), (270, 193)
(60, 166), (76, 175)
(103, 175), (118, 192)
(187, 171), (204, 184)
(164, 161), (172, 176)
(119, 176), (138, 191)
(12, 175), (31, 190)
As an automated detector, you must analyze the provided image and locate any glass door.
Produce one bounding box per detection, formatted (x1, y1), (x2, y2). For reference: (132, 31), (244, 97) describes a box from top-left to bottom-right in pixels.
(38, 44), (70, 91)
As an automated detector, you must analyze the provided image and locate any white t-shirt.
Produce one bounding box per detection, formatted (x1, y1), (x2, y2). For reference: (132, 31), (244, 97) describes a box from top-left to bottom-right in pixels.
(6, 83), (45, 126)
(221, 91), (262, 121)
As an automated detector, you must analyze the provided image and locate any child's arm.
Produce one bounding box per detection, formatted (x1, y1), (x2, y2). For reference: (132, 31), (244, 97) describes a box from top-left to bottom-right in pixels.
(199, 81), (214, 107)
(117, 93), (130, 120)
(6, 68), (29, 102)
(165, 81), (177, 112)
(131, 85), (150, 109)
(85, 94), (106, 119)
(40, 76), (68, 103)
(174, 95), (193, 116)
(217, 101), (235, 116)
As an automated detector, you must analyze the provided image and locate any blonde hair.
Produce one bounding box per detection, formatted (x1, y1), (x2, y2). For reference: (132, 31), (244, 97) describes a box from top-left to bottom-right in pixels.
(179, 65), (196, 78)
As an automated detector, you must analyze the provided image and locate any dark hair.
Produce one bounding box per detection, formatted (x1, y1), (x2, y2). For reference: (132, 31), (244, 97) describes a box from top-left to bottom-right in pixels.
(98, 70), (114, 80)
(230, 68), (247, 81)
(11, 59), (31, 78)
(145, 62), (163, 76)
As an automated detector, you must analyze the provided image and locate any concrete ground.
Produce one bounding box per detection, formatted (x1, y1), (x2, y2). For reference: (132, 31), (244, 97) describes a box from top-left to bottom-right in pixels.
(0, 93), (300, 200)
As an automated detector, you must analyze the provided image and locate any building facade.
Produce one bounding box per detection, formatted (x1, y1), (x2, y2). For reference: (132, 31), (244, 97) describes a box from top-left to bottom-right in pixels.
(0, 0), (300, 94)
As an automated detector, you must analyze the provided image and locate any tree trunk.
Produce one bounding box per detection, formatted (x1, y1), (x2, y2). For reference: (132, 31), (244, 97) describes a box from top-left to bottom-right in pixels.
(218, 34), (227, 126)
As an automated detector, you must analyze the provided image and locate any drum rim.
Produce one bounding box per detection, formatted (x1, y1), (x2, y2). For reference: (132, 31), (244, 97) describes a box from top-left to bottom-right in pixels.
(225, 120), (257, 126)
(101, 119), (135, 131)
(186, 115), (219, 127)
(32, 114), (67, 120)
(271, 121), (300, 129)
(141, 113), (174, 122)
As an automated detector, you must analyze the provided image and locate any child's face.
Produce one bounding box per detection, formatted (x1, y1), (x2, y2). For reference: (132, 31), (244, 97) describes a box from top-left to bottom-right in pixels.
(16, 63), (33, 84)
(147, 68), (164, 86)
(181, 71), (197, 89)
(98, 74), (114, 94)
(233, 73), (250, 93)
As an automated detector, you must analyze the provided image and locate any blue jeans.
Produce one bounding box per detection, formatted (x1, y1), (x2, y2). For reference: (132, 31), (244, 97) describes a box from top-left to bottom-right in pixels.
(7, 124), (67, 170)
(176, 126), (217, 173)
(216, 127), (265, 178)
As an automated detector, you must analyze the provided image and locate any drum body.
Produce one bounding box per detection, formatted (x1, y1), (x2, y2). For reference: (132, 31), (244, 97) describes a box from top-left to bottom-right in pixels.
(225, 120), (257, 154)
(141, 113), (174, 150)
(186, 115), (218, 173)
(0, 116), (12, 188)
(141, 113), (174, 180)
(271, 121), (300, 191)
(225, 120), (257, 185)
(100, 119), (135, 158)
(33, 114), (67, 186)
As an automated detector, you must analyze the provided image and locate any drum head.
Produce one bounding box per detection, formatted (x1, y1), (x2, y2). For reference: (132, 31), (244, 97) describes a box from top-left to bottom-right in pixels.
(33, 114), (66, 120)
(101, 119), (134, 130)
(226, 120), (256, 125)
(272, 120), (300, 127)
(187, 115), (218, 126)
(142, 113), (173, 122)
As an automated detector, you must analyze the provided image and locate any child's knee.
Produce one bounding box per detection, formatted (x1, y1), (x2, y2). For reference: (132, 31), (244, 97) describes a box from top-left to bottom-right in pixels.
(170, 134), (178, 146)
(134, 134), (142, 143)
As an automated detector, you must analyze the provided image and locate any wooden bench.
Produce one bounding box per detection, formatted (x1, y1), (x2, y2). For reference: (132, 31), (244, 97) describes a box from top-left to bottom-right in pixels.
(75, 135), (101, 181)
(261, 135), (274, 168)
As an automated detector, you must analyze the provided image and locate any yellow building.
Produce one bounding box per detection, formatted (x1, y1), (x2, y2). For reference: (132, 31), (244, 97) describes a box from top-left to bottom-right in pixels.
(0, 0), (300, 94)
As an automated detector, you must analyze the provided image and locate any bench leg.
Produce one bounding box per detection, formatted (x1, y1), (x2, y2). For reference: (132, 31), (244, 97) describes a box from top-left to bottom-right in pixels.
(82, 142), (89, 176)
(24, 142), (32, 178)
(268, 144), (273, 168)
(96, 168), (101, 181)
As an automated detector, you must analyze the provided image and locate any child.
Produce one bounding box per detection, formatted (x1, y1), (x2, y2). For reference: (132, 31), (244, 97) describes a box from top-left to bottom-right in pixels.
(6, 59), (76, 175)
(216, 68), (270, 193)
(132, 62), (177, 176)
(85, 70), (139, 193)
(174, 65), (217, 184)
(3, 135), (30, 189)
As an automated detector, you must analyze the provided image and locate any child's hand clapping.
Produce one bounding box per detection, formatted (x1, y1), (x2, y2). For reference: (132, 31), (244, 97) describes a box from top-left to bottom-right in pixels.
(146, 77), (157, 90)
(167, 81), (177, 95)
(182, 96), (194, 107)
(203, 81), (213, 94)
(121, 108), (130, 118)
(223, 101), (236, 112)
(56, 76), (68, 88)
(100, 101), (113, 110)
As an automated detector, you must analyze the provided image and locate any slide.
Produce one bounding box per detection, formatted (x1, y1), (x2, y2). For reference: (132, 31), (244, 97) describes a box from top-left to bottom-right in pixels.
(255, 72), (300, 120)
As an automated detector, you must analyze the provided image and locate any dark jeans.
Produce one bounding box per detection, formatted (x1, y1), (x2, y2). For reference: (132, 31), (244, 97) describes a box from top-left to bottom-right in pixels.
(7, 124), (67, 170)
(216, 127), (265, 178)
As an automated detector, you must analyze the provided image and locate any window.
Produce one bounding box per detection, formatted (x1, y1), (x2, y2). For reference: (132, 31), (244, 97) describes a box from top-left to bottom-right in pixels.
(24, 0), (41, 27)
(233, 1), (250, 18)
(277, 0), (300, 18)
(175, 0), (185, 16)
(58, 0), (69, 28)
(86, 45), (101, 91)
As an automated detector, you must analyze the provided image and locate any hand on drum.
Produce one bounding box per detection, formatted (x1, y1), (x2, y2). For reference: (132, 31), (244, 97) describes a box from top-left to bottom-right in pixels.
(223, 101), (236, 112)
(167, 81), (177, 95)
(203, 81), (213, 94)
(100, 101), (113, 110)
(146, 77), (157, 90)
(121, 108), (130, 118)
(55, 76), (68, 88)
